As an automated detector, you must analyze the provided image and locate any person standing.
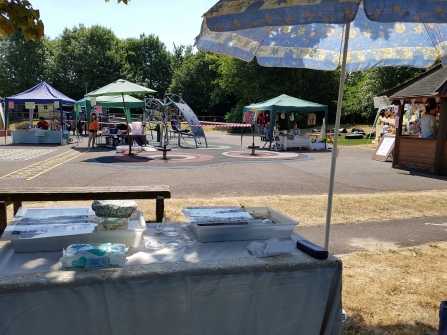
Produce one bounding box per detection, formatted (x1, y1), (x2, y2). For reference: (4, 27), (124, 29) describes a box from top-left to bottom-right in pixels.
(417, 103), (438, 139)
(88, 113), (99, 148)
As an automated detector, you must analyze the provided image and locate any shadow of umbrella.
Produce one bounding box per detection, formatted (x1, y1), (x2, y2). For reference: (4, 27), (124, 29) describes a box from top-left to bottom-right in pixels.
(195, 0), (447, 249)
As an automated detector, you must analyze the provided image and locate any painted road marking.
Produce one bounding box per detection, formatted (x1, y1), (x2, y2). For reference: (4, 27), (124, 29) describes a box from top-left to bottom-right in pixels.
(0, 149), (86, 180)
(425, 222), (447, 226)
(0, 149), (56, 161)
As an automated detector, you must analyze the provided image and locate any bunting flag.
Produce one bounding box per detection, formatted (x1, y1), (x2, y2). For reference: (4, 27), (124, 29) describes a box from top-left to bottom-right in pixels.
(198, 121), (252, 127)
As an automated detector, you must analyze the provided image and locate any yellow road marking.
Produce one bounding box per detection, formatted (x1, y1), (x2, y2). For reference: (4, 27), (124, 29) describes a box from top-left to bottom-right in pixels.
(1, 149), (88, 180)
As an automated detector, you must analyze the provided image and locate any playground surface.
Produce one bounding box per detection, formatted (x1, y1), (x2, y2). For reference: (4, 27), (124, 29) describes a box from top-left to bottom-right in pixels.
(1, 131), (447, 256)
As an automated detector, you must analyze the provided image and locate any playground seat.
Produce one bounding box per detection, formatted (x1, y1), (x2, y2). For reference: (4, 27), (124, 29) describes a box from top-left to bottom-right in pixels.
(169, 120), (193, 138)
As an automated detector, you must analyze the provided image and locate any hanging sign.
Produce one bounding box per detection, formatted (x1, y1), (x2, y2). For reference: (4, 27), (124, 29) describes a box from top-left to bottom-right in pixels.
(53, 101), (60, 108)
(90, 97), (96, 106)
(373, 96), (390, 108)
(25, 102), (35, 109)
(372, 134), (395, 161)
(96, 106), (103, 114)
(8, 101), (14, 109)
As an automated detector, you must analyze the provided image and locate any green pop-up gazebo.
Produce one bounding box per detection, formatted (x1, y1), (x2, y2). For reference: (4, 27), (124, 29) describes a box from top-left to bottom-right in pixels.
(243, 94), (328, 147)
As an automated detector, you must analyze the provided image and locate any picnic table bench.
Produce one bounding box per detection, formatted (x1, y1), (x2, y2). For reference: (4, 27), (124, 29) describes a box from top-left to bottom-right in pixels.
(0, 186), (171, 233)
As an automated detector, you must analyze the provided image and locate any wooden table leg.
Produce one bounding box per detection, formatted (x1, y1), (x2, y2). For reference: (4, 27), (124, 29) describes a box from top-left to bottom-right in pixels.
(156, 195), (164, 222)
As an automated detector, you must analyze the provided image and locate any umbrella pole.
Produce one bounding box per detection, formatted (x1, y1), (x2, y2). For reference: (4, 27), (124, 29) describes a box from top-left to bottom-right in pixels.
(324, 22), (351, 250)
(123, 93), (133, 156)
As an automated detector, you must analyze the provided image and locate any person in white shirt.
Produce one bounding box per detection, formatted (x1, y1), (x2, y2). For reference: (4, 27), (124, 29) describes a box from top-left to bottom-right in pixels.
(380, 123), (390, 137)
(290, 123), (300, 136)
(418, 103), (438, 139)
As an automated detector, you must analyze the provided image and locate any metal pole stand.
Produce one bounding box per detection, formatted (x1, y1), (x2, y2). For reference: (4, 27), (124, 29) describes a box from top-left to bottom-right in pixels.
(248, 125), (259, 155)
(157, 145), (171, 160)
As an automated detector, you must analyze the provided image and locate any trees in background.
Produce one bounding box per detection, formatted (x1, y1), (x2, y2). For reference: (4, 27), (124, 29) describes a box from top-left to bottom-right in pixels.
(123, 34), (172, 96)
(47, 25), (126, 99)
(169, 51), (222, 116)
(0, 28), (48, 97)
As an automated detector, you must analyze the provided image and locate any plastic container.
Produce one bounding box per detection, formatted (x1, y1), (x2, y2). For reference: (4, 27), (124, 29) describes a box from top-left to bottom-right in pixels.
(116, 145), (142, 153)
(184, 206), (298, 242)
(60, 243), (127, 268)
(2, 207), (146, 252)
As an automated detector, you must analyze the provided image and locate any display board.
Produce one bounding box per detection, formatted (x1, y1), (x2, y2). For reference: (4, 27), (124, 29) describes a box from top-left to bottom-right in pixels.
(372, 134), (395, 161)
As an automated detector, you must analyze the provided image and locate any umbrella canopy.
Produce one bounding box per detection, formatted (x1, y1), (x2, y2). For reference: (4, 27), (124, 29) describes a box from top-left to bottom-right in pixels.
(197, 0), (447, 250)
(196, 5), (447, 71)
(203, 1), (447, 26)
(75, 95), (145, 109)
(86, 79), (156, 127)
(87, 79), (156, 97)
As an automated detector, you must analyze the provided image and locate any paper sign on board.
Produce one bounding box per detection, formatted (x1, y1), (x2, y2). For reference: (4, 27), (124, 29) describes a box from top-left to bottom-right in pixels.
(25, 102), (35, 109)
(373, 96), (390, 108)
(54, 101), (60, 108)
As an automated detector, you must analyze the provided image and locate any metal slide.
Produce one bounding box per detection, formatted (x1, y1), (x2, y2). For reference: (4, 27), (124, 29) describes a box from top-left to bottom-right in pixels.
(172, 101), (208, 148)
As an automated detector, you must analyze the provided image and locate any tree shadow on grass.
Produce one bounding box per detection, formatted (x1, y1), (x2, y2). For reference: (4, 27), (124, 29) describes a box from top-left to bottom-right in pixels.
(342, 313), (438, 335)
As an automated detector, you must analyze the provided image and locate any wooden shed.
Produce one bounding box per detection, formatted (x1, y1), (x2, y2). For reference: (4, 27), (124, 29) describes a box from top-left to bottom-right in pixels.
(380, 65), (447, 175)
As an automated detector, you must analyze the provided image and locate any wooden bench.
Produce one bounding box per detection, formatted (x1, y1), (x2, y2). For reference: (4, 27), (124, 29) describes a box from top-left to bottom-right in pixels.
(0, 186), (171, 233)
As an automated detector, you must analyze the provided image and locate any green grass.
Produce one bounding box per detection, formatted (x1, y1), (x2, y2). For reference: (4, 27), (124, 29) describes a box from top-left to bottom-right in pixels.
(301, 131), (377, 147)
(336, 134), (374, 146)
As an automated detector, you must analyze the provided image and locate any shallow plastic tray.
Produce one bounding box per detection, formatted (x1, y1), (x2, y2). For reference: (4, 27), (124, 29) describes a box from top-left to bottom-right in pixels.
(184, 207), (298, 242)
(116, 145), (142, 153)
(2, 207), (146, 252)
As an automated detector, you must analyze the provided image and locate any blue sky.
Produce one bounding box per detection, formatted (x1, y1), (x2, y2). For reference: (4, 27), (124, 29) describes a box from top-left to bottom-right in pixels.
(30, 0), (216, 51)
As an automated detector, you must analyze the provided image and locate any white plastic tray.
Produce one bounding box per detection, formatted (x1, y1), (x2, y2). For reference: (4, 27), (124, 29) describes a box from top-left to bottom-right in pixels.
(2, 207), (146, 252)
(116, 145), (142, 153)
(184, 207), (298, 242)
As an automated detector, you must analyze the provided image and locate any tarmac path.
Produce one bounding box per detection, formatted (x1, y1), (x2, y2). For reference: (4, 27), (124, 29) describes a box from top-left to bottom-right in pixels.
(1, 132), (447, 255)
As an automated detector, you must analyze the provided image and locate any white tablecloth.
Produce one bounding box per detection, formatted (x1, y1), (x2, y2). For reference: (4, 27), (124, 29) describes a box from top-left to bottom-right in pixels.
(11, 130), (62, 144)
(0, 225), (343, 335)
(279, 135), (313, 150)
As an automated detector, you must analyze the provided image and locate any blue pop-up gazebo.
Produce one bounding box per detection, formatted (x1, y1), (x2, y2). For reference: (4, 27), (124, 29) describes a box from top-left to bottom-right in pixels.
(4, 82), (75, 144)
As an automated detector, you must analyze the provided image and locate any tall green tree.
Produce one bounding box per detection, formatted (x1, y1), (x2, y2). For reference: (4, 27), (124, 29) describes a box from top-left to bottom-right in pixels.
(48, 25), (125, 100)
(341, 67), (427, 124)
(123, 34), (172, 96)
(215, 57), (339, 123)
(0, 28), (48, 96)
(171, 44), (194, 72)
(169, 51), (222, 114)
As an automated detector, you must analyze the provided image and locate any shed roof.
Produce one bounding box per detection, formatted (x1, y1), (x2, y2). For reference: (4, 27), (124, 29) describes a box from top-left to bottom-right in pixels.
(379, 65), (447, 103)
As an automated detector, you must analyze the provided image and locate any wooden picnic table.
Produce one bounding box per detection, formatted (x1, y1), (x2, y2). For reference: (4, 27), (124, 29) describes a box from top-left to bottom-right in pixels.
(308, 133), (335, 144)
(0, 186), (171, 233)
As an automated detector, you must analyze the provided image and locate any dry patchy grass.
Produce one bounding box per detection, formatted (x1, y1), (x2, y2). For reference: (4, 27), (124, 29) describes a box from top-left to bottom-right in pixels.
(341, 242), (446, 335)
(14, 190), (447, 226)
